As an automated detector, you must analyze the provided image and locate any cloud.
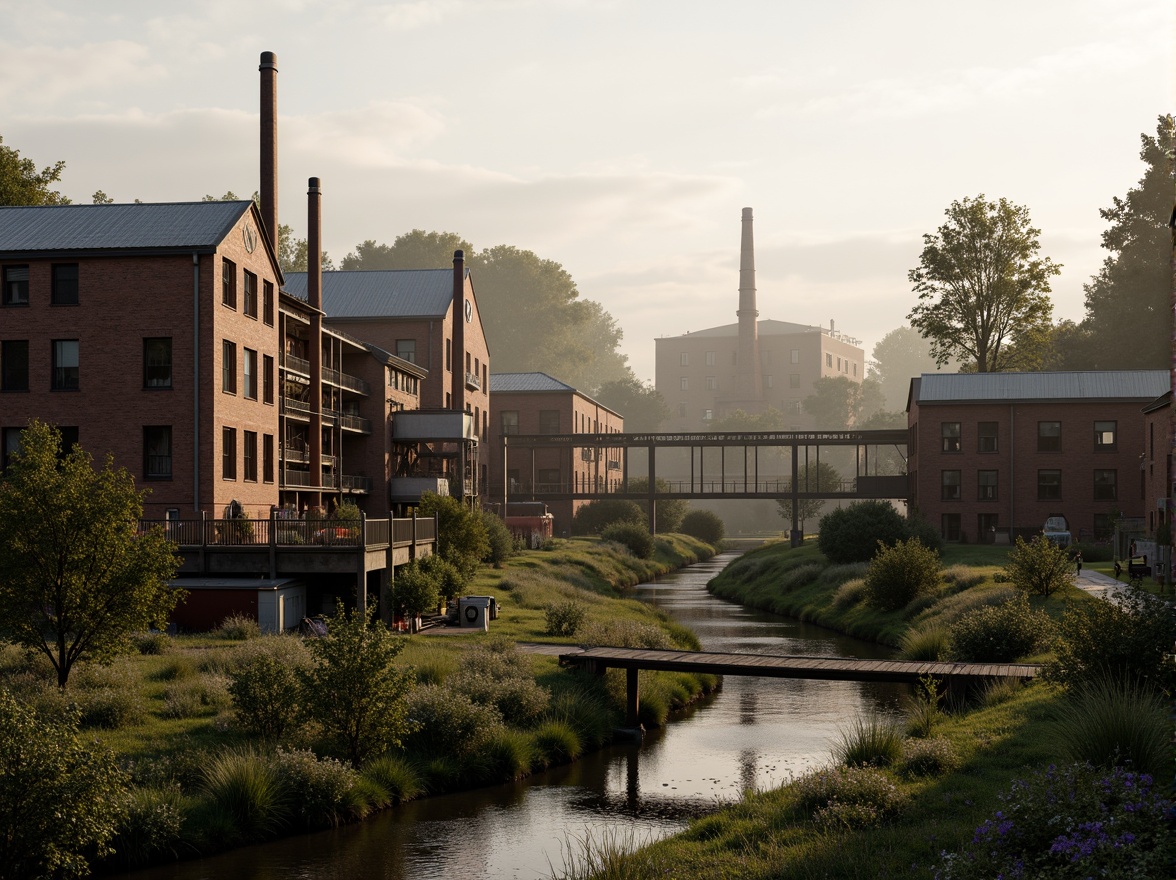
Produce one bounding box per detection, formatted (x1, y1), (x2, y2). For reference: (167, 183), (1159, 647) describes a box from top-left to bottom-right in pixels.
(0, 40), (164, 108)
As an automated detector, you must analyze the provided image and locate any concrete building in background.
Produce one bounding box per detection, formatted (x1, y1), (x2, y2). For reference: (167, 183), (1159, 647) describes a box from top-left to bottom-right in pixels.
(655, 208), (864, 431)
(906, 371), (1169, 544)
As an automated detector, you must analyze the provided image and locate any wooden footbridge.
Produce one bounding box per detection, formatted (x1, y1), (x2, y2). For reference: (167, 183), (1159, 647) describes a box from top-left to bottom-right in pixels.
(558, 646), (1040, 727)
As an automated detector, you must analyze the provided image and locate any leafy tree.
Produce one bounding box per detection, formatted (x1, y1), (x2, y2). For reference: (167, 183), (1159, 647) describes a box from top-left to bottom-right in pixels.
(339, 229), (472, 270)
(228, 653), (304, 740)
(1002, 535), (1073, 597)
(626, 477), (688, 533)
(775, 461), (842, 533)
(393, 560), (441, 627)
(678, 509), (725, 545)
(419, 554), (465, 604)
(0, 422), (181, 688)
(571, 498), (646, 535)
(417, 491), (489, 581)
(803, 375), (863, 428)
(907, 195), (1060, 372)
(300, 606), (415, 768)
(867, 326), (948, 411)
(817, 500), (907, 564)
(1077, 115), (1175, 370)
(91, 190), (114, 204)
(0, 691), (126, 879)
(277, 223), (335, 273)
(595, 376), (670, 433)
(864, 537), (942, 612)
(710, 406), (786, 431)
(0, 135), (69, 206)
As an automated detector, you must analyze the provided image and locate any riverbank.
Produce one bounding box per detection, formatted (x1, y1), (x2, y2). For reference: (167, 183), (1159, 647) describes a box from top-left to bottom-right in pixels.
(0, 533), (720, 875)
(565, 538), (1175, 879)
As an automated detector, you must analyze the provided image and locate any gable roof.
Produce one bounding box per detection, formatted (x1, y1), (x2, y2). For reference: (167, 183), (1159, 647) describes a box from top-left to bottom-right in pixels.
(0, 201), (255, 256)
(491, 372), (577, 393)
(660, 318), (826, 340)
(914, 371), (1169, 404)
(284, 269), (467, 319)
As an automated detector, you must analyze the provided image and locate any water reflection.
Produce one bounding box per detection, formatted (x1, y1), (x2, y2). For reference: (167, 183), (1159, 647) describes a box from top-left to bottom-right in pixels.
(124, 551), (903, 880)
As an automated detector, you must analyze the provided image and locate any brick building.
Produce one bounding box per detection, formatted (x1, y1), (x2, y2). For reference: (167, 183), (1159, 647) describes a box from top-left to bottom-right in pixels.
(655, 208), (864, 430)
(488, 372), (624, 533)
(1141, 390), (1171, 535)
(907, 371), (1169, 543)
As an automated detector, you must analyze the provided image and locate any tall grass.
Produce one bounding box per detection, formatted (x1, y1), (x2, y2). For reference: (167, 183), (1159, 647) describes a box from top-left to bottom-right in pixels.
(1050, 677), (1171, 774)
(551, 827), (667, 880)
(362, 754), (424, 804)
(199, 749), (288, 841)
(897, 622), (950, 661)
(833, 713), (904, 768)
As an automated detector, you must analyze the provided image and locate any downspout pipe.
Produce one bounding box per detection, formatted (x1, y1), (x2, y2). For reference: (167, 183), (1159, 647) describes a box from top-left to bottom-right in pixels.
(192, 253), (200, 513)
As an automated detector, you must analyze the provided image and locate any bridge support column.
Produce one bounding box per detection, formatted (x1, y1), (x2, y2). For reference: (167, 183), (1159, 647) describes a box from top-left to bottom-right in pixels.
(625, 667), (640, 727)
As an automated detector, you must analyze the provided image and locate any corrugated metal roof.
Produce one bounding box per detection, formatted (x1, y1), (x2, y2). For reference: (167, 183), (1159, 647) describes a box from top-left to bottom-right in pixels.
(0, 201), (252, 253)
(660, 319), (831, 340)
(490, 372), (577, 393)
(284, 269), (466, 318)
(916, 371), (1169, 403)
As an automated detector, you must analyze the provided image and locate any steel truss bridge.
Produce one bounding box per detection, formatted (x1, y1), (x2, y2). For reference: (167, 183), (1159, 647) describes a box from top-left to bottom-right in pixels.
(500, 428), (909, 541)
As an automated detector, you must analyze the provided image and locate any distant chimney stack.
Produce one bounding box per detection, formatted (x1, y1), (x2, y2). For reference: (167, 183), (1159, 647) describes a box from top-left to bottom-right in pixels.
(307, 177), (323, 506)
(736, 207), (761, 400)
(259, 52), (279, 253)
(307, 178), (322, 309)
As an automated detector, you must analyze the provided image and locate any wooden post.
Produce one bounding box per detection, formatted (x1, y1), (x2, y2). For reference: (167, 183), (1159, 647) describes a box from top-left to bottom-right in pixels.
(626, 667), (640, 727)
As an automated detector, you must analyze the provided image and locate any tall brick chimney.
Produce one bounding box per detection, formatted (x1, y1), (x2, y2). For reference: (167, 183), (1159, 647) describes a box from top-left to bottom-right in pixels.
(308, 178), (323, 505)
(736, 207), (761, 401)
(259, 52), (279, 253)
(452, 249), (466, 413)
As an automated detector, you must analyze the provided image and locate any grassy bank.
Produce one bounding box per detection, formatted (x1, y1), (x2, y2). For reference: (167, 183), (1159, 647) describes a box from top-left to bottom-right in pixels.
(0, 533), (719, 872)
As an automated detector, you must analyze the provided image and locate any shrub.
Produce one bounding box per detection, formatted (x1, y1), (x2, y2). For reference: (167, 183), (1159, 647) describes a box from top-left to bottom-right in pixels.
(1050, 677), (1170, 774)
(229, 652), (303, 740)
(132, 631), (173, 655)
(418, 554), (465, 604)
(817, 500), (907, 564)
(361, 754), (424, 803)
(898, 622), (951, 661)
(899, 736), (959, 778)
(833, 713), (904, 768)
(863, 537), (941, 611)
(571, 499), (645, 536)
(418, 492), (490, 581)
(544, 599), (587, 637)
(791, 765), (908, 829)
(950, 593), (1054, 662)
(678, 509), (725, 545)
(600, 522), (654, 559)
(579, 619), (672, 650)
(273, 748), (365, 828)
(108, 785), (186, 868)
(940, 564), (985, 591)
(403, 685), (503, 758)
(468, 728), (535, 784)
(393, 560), (441, 623)
(935, 763), (1172, 880)
(213, 612), (261, 641)
(1045, 583), (1176, 693)
(448, 639), (550, 726)
(481, 511), (515, 566)
(1002, 534), (1074, 597)
(903, 675), (944, 738)
(199, 749), (287, 841)
(1069, 540), (1113, 563)
(77, 686), (146, 729)
(904, 514), (944, 553)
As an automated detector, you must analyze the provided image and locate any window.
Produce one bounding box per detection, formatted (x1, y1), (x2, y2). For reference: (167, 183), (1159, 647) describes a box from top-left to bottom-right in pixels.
(680, 377), (689, 391)
(678, 403), (687, 418)
(837, 357), (842, 371)
(1094, 421), (1117, 451)
(243, 431), (257, 481)
(51, 340), (78, 390)
(941, 513), (961, 542)
(537, 468), (562, 488)
(977, 513), (999, 542)
(705, 376), (718, 390)
(3, 265), (28, 305)
(1037, 469), (1061, 501)
(51, 264), (78, 305)
(1037, 421), (1061, 452)
(1093, 469), (1117, 501)
(1, 340), (28, 391)
(263, 434), (274, 483)
(790, 349), (799, 364)
(703, 409), (713, 421)
(396, 339), (416, 363)
(941, 470), (961, 501)
(789, 373), (800, 388)
(2, 427), (22, 471)
(263, 354), (274, 404)
(941, 422), (961, 453)
(852, 363), (857, 377)
(679, 352), (689, 366)
(242, 271), (257, 318)
(765, 375), (774, 388)
(826, 353), (832, 367)
(786, 399), (802, 416)
(1092, 513), (1113, 540)
(58, 427), (78, 455)
(221, 258), (236, 307)
(263, 280), (274, 326)
(222, 427), (236, 480)
(978, 421), (998, 453)
(538, 410), (560, 434)
(501, 411), (519, 435)
(143, 426), (172, 479)
(705, 351), (716, 366)
(243, 348), (257, 400)
(222, 341), (237, 393)
(977, 470), (998, 500)
(445, 338), (451, 371)
(144, 338), (172, 389)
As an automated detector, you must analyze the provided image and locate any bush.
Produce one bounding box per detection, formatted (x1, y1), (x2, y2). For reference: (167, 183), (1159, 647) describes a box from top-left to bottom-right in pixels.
(393, 560), (441, 623)
(833, 713), (904, 768)
(600, 522), (654, 559)
(418, 554), (465, 604)
(481, 511), (515, 566)
(160, 677), (230, 719)
(273, 748), (365, 828)
(213, 612), (261, 641)
(791, 765), (908, 829)
(863, 537), (941, 611)
(108, 785), (186, 868)
(904, 514), (944, 553)
(935, 763), (1172, 880)
(77, 686), (146, 729)
(678, 509), (725, 545)
(1002, 534), (1074, 597)
(1050, 676), (1171, 774)
(1045, 583), (1176, 693)
(533, 720), (582, 765)
(418, 492), (490, 581)
(899, 736), (959, 778)
(833, 578), (867, 608)
(571, 499), (645, 536)
(579, 619), (672, 650)
(228, 653), (303, 740)
(817, 501), (907, 564)
(468, 728), (535, 784)
(402, 684), (502, 758)
(132, 631), (173, 655)
(1069, 540), (1113, 563)
(940, 564), (985, 591)
(950, 593), (1054, 662)
(448, 638), (550, 726)
(544, 599), (587, 637)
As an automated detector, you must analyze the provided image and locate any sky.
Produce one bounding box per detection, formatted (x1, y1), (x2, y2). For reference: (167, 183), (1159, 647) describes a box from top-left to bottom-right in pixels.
(2, 0), (1172, 383)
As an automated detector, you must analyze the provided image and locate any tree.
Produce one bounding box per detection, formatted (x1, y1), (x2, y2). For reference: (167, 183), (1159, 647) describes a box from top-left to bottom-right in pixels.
(0, 135), (69, 206)
(1078, 115), (1175, 369)
(339, 229), (472, 271)
(276, 223), (335, 273)
(0, 422), (181, 688)
(867, 326), (948, 411)
(679, 509), (725, 545)
(300, 605), (415, 768)
(803, 375), (863, 428)
(626, 477), (688, 533)
(907, 195), (1060, 372)
(91, 190), (114, 205)
(0, 691), (127, 879)
(393, 560), (441, 628)
(1002, 535), (1073, 597)
(596, 376), (671, 433)
(775, 461), (842, 533)
(817, 500), (907, 564)
(417, 491), (489, 581)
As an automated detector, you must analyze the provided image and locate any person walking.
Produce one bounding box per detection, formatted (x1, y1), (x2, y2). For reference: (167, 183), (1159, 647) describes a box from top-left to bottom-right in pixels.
(1075, 550), (1083, 575)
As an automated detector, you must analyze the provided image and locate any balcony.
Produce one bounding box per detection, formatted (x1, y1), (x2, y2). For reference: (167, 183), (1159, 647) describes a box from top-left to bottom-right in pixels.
(281, 397), (372, 435)
(465, 370), (481, 391)
(339, 412), (372, 434)
(324, 365), (371, 395)
(282, 353), (310, 376)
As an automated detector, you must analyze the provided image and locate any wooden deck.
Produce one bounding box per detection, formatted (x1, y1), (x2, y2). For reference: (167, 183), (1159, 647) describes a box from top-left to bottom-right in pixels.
(558, 646), (1040, 726)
